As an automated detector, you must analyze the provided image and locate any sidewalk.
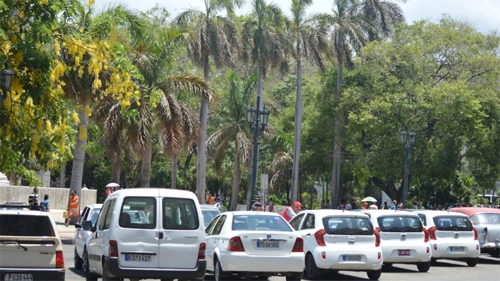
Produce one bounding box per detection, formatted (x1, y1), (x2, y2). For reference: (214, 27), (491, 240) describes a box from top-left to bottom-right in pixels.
(50, 209), (75, 245)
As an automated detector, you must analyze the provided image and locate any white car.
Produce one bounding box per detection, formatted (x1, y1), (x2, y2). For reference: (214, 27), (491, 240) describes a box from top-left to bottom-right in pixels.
(289, 210), (382, 280)
(200, 203), (228, 227)
(204, 211), (304, 281)
(359, 210), (432, 272)
(74, 203), (102, 271)
(410, 210), (480, 266)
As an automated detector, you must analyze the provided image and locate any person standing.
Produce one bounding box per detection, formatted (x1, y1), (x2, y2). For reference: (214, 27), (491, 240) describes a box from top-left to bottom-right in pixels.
(207, 193), (214, 204)
(66, 190), (80, 227)
(351, 199), (357, 210)
(391, 200), (397, 210)
(28, 187), (39, 207)
(281, 201), (302, 222)
(268, 199), (274, 212)
(40, 194), (50, 212)
(339, 199), (346, 210)
(382, 202), (389, 209)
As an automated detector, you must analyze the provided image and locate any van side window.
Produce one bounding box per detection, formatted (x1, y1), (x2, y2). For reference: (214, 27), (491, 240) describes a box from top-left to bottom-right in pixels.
(162, 197), (199, 230)
(98, 199), (116, 230)
(119, 197), (156, 229)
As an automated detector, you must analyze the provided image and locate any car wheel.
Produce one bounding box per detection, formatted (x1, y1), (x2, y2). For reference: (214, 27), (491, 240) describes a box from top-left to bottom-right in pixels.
(214, 258), (227, 281)
(83, 250), (98, 281)
(304, 254), (321, 280)
(490, 248), (500, 258)
(466, 257), (478, 267)
(383, 262), (393, 267)
(367, 269), (382, 280)
(417, 260), (431, 272)
(286, 272), (302, 281)
(74, 247), (83, 269)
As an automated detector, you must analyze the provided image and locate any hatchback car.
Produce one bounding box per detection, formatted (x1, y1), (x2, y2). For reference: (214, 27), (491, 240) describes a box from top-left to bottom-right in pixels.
(205, 211), (304, 281)
(0, 209), (65, 280)
(359, 210), (431, 272)
(410, 210), (479, 266)
(449, 207), (500, 257)
(74, 203), (102, 271)
(289, 209), (382, 280)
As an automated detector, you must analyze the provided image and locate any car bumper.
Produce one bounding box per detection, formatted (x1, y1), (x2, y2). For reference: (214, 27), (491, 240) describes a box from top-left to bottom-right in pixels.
(0, 268), (65, 281)
(481, 241), (500, 249)
(220, 252), (304, 273)
(311, 247), (382, 271)
(381, 245), (431, 263)
(430, 242), (480, 259)
(104, 257), (206, 280)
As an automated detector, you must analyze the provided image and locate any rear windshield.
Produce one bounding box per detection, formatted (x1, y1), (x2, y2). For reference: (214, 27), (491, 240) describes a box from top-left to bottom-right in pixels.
(162, 197), (200, 230)
(433, 216), (473, 231)
(120, 197), (156, 229)
(323, 217), (374, 235)
(0, 214), (54, 236)
(470, 213), (500, 225)
(377, 216), (423, 232)
(232, 215), (292, 231)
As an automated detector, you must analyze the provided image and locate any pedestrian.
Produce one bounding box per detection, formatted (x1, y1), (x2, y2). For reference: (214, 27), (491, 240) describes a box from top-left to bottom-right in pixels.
(351, 199), (357, 210)
(362, 201), (369, 209)
(28, 187), (39, 207)
(268, 199), (274, 212)
(207, 193), (214, 204)
(382, 202), (389, 209)
(281, 201), (302, 222)
(345, 200), (352, 210)
(339, 199), (346, 210)
(40, 194), (50, 212)
(82, 184), (88, 190)
(391, 200), (397, 210)
(66, 190), (80, 227)
(252, 201), (264, 211)
(104, 186), (113, 200)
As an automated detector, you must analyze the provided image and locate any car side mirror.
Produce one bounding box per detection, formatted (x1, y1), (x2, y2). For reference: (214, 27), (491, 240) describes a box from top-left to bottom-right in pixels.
(82, 220), (93, 231)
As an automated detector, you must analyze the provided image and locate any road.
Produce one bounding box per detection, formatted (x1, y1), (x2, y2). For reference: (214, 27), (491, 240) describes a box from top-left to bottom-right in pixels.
(63, 244), (499, 281)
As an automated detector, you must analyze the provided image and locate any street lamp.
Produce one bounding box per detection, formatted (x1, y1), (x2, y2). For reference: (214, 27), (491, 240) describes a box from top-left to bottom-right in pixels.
(400, 130), (416, 209)
(0, 64), (14, 105)
(247, 96), (270, 209)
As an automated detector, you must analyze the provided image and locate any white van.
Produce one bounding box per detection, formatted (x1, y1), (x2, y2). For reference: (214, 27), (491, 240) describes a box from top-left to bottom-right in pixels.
(85, 188), (206, 281)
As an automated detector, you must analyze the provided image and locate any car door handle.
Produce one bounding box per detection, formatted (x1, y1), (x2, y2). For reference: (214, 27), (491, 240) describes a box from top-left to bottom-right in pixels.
(159, 232), (164, 239)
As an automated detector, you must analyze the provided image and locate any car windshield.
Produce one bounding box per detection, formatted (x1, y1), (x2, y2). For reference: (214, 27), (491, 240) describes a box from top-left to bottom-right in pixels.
(377, 216), (423, 232)
(470, 213), (500, 225)
(232, 215), (292, 231)
(0, 214), (54, 236)
(323, 216), (373, 235)
(90, 208), (101, 225)
(433, 216), (473, 231)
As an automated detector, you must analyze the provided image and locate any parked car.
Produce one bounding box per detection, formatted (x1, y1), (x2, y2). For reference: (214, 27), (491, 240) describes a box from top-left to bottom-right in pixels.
(0, 202), (29, 210)
(204, 211), (304, 281)
(0, 209), (65, 280)
(359, 210), (432, 272)
(200, 203), (228, 227)
(409, 210), (480, 266)
(449, 207), (500, 257)
(74, 203), (102, 271)
(289, 209), (382, 280)
(85, 188), (206, 281)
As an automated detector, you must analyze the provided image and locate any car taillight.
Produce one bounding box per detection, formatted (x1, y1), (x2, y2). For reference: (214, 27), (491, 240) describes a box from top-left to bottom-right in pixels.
(56, 251), (65, 268)
(198, 243), (206, 259)
(374, 229), (380, 247)
(292, 237), (304, 252)
(228, 236), (245, 251)
(377, 252), (381, 261)
(428, 226), (437, 240)
(423, 227), (429, 242)
(314, 229), (326, 246)
(473, 227), (478, 241)
(109, 240), (118, 257)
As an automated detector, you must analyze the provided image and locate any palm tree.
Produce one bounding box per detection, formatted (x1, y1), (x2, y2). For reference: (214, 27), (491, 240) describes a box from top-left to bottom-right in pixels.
(289, 0), (329, 203)
(174, 0), (244, 203)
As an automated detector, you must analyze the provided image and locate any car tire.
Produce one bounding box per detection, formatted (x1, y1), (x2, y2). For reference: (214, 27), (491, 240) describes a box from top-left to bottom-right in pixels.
(304, 254), (321, 280)
(83, 250), (98, 281)
(286, 272), (302, 281)
(367, 269), (382, 280)
(383, 262), (393, 267)
(466, 257), (478, 267)
(74, 247), (83, 269)
(214, 258), (227, 281)
(417, 260), (431, 272)
(490, 248), (500, 258)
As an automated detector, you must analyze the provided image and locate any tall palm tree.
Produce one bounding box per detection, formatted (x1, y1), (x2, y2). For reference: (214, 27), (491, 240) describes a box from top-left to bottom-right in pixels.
(174, 0), (244, 203)
(289, 0), (329, 203)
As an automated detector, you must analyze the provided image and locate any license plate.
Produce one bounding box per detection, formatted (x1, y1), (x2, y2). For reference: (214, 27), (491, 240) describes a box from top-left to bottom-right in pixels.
(343, 255), (362, 261)
(398, 249), (411, 256)
(125, 254), (152, 262)
(4, 274), (33, 281)
(257, 241), (279, 248)
(450, 247), (465, 252)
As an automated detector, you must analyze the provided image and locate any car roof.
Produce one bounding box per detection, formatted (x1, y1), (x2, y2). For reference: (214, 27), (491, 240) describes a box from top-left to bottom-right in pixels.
(107, 188), (197, 199)
(299, 209), (370, 217)
(85, 203), (103, 209)
(229, 211), (282, 217)
(449, 207), (500, 216)
(360, 210), (418, 217)
(0, 209), (52, 216)
(411, 210), (468, 217)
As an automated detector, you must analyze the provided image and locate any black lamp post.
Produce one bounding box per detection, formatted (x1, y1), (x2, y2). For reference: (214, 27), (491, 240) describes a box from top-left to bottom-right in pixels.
(400, 130), (416, 209)
(247, 96), (270, 209)
(0, 65), (14, 105)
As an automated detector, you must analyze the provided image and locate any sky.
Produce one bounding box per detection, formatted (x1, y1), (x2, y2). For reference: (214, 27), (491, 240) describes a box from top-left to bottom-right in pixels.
(95, 0), (500, 34)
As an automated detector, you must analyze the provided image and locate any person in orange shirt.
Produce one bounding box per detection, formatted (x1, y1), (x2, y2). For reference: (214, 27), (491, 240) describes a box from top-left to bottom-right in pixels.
(66, 190), (80, 227)
(207, 193), (214, 204)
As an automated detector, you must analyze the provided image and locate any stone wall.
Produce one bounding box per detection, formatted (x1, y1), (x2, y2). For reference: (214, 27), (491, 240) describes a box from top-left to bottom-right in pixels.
(0, 186), (96, 209)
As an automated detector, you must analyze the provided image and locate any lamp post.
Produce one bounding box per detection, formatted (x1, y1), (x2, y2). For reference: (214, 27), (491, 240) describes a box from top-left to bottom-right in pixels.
(0, 64), (14, 105)
(400, 130), (416, 209)
(247, 96), (270, 209)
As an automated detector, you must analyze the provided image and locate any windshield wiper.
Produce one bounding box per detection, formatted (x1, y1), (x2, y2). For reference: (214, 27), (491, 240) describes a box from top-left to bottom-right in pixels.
(1, 240), (28, 251)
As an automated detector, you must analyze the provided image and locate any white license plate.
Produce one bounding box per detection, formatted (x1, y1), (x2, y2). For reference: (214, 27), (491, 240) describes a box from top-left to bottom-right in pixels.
(4, 274), (33, 281)
(125, 254), (152, 262)
(343, 255), (362, 261)
(450, 247), (465, 252)
(257, 241), (279, 248)
(398, 249), (411, 256)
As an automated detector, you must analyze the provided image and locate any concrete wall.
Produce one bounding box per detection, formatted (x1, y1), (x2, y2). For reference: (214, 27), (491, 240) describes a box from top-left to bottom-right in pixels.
(0, 186), (96, 209)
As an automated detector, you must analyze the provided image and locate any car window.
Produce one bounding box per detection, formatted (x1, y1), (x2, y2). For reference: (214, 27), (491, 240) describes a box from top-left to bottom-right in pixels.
(417, 213), (427, 226)
(202, 210), (219, 226)
(205, 215), (221, 235)
(323, 216), (373, 235)
(212, 215), (226, 235)
(289, 213), (305, 230)
(79, 207), (90, 224)
(232, 215), (292, 231)
(120, 197), (156, 229)
(377, 216), (422, 232)
(90, 208), (101, 225)
(162, 197), (199, 230)
(433, 216), (473, 231)
(0, 214), (54, 236)
(300, 214), (315, 230)
(98, 199), (116, 230)
(470, 213), (500, 224)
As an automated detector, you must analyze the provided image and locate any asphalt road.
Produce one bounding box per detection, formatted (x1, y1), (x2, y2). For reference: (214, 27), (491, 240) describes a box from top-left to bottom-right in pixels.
(63, 244), (500, 281)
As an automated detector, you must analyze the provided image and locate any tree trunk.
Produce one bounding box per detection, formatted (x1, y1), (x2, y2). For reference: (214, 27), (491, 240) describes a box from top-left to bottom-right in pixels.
(331, 44), (343, 209)
(69, 107), (88, 208)
(229, 149), (241, 211)
(59, 164), (65, 188)
(291, 42), (302, 203)
(141, 134), (152, 187)
(171, 156), (177, 189)
(196, 56), (209, 203)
